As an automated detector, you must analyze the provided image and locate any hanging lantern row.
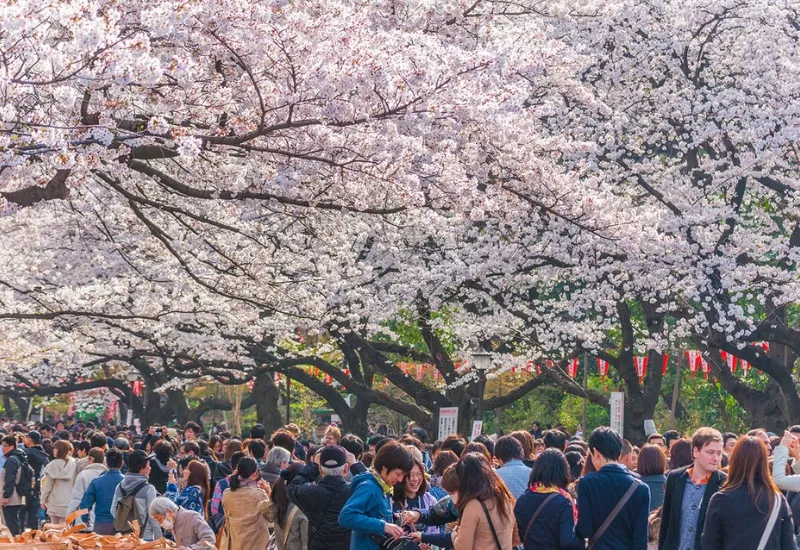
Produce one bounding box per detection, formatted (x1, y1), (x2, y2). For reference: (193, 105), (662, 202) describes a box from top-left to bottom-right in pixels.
(249, 341), (772, 389)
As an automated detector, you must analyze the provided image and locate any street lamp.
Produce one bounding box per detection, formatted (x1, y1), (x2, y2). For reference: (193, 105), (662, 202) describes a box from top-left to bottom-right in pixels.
(472, 352), (492, 421)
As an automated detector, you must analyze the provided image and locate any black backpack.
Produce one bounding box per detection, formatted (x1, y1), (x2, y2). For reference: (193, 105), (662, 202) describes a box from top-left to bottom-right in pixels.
(11, 455), (35, 499)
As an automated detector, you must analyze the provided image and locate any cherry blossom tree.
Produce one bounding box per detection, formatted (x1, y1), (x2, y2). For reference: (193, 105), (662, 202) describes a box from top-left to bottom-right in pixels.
(0, 0), (798, 442)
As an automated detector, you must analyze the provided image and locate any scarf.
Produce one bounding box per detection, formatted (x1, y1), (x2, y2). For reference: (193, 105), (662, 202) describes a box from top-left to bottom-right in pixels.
(369, 470), (394, 496)
(531, 483), (578, 522)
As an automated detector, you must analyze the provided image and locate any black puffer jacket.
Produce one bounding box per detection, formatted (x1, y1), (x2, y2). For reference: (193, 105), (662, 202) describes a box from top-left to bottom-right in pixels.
(288, 461), (366, 550)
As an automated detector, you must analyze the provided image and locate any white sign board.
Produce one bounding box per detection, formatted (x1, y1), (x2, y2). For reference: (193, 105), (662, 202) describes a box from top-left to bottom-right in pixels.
(438, 407), (459, 441)
(610, 392), (624, 436)
(126, 409), (133, 427)
(471, 420), (483, 441)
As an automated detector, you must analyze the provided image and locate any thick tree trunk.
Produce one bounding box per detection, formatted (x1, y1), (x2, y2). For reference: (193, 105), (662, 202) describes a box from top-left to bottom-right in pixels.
(341, 396), (371, 437)
(253, 373), (283, 435)
(715, 363), (788, 432)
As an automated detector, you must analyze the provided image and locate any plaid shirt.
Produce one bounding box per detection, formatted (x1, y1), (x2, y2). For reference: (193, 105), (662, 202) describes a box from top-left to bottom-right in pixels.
(496, 459), (532, 499)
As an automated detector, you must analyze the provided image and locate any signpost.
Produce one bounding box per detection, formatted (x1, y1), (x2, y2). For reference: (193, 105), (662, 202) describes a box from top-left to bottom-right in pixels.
(471, 420), (483, 441)
(438, 407), (459, 441)
(610, 392), (624, 436)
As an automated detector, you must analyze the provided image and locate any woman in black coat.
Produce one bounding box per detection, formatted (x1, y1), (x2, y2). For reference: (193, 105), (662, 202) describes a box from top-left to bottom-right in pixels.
(514, 448), (584, 550)
(701, 436), (795, 550)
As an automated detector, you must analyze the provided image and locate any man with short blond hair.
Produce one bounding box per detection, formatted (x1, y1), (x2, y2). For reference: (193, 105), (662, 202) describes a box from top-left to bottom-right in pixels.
(659, 427), (725, 550)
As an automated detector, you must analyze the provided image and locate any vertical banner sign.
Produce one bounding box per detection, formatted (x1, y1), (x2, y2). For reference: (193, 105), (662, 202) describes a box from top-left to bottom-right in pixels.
(597, 358), (609, 380)
(126, 409), (133, 427)
(661, 354), (669, 376)
(471, 420), (483, 441)
(438, 407), (459, 441)
(610, 392), (625, 436)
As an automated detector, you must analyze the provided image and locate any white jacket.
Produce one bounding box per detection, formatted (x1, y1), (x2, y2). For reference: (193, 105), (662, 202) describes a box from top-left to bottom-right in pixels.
(66, 462), (107, 526)
(41, 458), (78, 517)
(772, 445), (800, 492)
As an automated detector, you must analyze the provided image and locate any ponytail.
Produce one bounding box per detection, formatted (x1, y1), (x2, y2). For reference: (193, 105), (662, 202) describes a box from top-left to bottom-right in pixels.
(230, 457), (258, 492)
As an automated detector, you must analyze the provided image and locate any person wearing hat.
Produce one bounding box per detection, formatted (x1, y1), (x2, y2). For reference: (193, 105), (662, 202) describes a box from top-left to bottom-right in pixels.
(110, 450), (162, 541)
(23, 430), (49, 530)
(288, 444), (366, 550)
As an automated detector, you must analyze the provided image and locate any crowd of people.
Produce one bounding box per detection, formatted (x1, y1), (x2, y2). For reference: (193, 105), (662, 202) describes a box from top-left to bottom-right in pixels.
(0, 417), (798, 549)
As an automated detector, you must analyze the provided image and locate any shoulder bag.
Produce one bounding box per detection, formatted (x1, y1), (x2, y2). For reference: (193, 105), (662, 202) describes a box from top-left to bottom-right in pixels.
(282, 505), (300, 548)
(757, 493), (782, 550)
(479, 500), (504, 550)
(523, 493), (558, 542)
(588, 480), (638, 549)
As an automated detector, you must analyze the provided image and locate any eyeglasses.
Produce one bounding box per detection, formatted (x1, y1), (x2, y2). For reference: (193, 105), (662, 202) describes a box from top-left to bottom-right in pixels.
(407, 473), (424, 480)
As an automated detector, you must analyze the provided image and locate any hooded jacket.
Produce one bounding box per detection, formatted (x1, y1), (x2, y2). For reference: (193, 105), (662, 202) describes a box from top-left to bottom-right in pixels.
(111, 473), (162, 541)
(66, 462), (107, 526)
(338, 471), (394, 550)
(23, 445), (48, 494)
(41, 457), (78, 516)
(1, 448), (30, 506)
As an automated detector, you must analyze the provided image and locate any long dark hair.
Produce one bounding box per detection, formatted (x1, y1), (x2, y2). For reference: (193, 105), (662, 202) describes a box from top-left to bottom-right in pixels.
(455, 453), (514, 522)
(229, 457), (258, 491)
(185, 460), (211, 515)
(723, 436), (780, 515)
(272, 463), (304, 528)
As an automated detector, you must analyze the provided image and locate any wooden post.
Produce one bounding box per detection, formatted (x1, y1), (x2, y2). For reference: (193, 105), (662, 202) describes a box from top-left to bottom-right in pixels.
(670, 360), (682, 428)
(582, 354), (589, 432)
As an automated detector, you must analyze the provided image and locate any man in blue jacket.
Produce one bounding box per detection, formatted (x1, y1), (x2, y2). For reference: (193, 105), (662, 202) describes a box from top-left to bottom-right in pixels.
(339, 441), (413, 550)
(576, 427), (650, 549)
(79, 449), (124, 535)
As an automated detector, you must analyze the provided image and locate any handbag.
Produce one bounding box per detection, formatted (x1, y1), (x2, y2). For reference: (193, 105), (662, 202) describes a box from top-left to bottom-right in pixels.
(757, 493), (782, 550)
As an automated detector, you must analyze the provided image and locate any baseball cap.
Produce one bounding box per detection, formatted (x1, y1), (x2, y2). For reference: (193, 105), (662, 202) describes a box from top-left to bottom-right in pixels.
(319, 445), (347, 468)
